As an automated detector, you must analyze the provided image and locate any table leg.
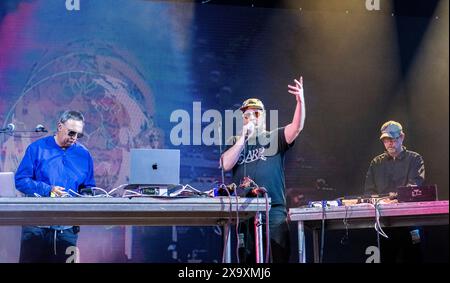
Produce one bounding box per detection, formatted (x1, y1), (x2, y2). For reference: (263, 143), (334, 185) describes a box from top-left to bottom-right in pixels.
(298, 221), (306, 263)
(223, 224), (231, 263)
(313, 229), (320, 263)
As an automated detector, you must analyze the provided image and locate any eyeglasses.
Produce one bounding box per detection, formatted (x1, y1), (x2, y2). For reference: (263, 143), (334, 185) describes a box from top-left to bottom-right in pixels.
(243, 110), (263, 119)
(61, 123), (84, 138)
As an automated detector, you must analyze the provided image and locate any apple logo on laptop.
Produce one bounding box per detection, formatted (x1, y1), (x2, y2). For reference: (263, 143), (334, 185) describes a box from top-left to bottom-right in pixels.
(152, 163), (158, 170)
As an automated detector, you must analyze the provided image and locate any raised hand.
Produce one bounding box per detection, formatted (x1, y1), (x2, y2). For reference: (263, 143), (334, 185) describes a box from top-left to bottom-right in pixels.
(288, 76), (304, 103)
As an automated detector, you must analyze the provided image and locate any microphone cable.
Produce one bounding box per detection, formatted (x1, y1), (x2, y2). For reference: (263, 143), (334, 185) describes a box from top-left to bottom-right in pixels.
(251, 185), (270, 263)
(234, 187), (241, 263)
(220, 184), (233, 263)
(254, 188), (271, 263)
(218, 121), (225, 185)
(263, 190), (270, 263)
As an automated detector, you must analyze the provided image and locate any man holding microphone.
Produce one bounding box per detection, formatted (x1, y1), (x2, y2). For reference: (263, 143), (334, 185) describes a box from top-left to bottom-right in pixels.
(221, 76), (306, 263)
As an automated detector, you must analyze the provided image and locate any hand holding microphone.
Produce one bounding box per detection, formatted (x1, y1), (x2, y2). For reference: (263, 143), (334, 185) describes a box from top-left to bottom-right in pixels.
(244, 120), (255, 140)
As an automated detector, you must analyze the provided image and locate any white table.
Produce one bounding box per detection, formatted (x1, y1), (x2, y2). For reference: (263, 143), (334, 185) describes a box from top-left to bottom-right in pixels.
(289, 200), (449, 263)
(0, 196), (270, 262)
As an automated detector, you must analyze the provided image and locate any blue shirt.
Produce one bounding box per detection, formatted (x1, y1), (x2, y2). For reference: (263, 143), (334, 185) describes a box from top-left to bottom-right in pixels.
(15, 135), (96, 197)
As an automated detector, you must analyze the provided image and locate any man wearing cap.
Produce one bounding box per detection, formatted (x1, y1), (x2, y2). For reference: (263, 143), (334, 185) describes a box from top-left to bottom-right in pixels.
(221, 76), (305, 263)
(364, 120), (425, 195)
(364, 120), (425, 262)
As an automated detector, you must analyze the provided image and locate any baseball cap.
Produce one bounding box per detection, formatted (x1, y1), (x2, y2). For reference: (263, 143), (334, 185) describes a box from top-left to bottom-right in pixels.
(379, 120), (403, 139)
(240, 98), (265, 112)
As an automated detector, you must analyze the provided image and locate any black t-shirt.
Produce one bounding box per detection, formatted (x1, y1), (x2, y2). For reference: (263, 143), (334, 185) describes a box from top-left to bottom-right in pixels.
(364, 148), (425, 195)
(229, 127), (294, 207)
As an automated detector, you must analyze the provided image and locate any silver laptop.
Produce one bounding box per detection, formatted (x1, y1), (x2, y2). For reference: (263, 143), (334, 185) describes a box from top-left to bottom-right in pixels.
(129, 149), (180, 186)
(0, 172), (17, 197)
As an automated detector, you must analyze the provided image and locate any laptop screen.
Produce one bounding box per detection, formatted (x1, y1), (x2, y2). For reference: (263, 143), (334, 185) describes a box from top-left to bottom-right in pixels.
(129, 149), (180, 186)
(0, 172), (17, 197)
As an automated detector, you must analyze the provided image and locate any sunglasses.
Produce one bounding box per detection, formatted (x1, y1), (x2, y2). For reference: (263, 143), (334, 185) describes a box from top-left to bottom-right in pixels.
(61, 123), (84, 138)
(243, 110), (263, 119)
(67, 130), (84, 139)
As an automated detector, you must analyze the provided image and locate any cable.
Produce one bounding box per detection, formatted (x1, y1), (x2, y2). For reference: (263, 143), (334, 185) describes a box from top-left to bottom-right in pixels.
(67, 188), (108, 198)
(59, 191), (71, 197)
(220, 185), (232, 262)
(91, 187), (110, 196)
(183, 184), (204, 196)
(371, 199), (389, 239)
(218, 121), (225, 186)
(376, 224), (381, 262)
(250, 185), (270, 263)
(214, 183), (236, 262)
(242, 121), (257, 181)
(340, 205), (349, 245)
(234, 190), (240, 263)
(243, 138), (247, 180)
(264, 191), (270, 263)
(256, 189), (269, 263)
(254, 195), (261, 263)
(219, 185), (233, 263)
(122, 190), (143, 198)
(237, 123), (255, 263)
(373, 199), (388, 263)
(217, 122), (236, 262)
(168, 184), (205, 197)
(107, 184), (129, 197)
(68, 189), (84, 197)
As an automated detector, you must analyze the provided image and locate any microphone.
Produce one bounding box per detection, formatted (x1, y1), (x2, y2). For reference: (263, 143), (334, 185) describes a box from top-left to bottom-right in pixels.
(0, 123), (15, 133)
(245, 121), (255, 139)
(7, 123), (15, 132)
(35, 124), (48, 132)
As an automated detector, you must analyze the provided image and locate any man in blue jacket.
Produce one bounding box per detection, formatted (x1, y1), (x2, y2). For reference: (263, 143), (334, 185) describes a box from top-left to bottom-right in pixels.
(15, 110), (95, 263)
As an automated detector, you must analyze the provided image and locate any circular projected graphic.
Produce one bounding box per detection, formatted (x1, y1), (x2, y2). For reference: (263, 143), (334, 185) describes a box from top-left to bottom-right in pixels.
(1, 40), (163, 189)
